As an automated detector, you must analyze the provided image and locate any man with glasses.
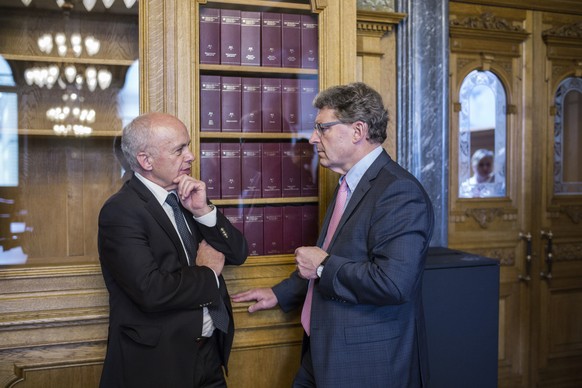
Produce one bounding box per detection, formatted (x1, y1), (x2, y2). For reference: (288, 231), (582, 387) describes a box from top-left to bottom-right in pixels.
(233, 82), (434, 387)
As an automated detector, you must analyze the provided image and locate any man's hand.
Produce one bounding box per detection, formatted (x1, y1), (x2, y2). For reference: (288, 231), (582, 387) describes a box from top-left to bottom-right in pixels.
(231, 288), (279, 313)
(195, 240), (225, 275)
(295, 246), (329, 280)
(173, 175), (212, 217)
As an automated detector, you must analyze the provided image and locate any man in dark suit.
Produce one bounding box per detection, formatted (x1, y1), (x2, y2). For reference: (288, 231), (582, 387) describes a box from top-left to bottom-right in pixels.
(98, 112), (248, 387)
(232, 83), (434, 387)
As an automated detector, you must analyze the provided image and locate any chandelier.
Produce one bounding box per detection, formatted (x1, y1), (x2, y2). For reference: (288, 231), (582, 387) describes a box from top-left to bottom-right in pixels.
(46, 91), (96, 136)
(20, 0), (137, 12)
(24, 64), (112, 91)
(38, 32), (100, 57)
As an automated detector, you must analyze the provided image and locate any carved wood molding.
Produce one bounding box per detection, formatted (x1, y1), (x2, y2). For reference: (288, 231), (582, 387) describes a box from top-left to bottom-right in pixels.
(554, 242), (582, 261)
(356, 10), (406, 38)
(463, 207), (515, 228)
(543, 22), (582, 61)
(450, 13), (529, 57)
(562, 206), (582, 224)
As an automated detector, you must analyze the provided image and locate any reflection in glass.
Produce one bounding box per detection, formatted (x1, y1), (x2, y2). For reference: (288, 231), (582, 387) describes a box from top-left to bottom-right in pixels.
(0, 2), (138, 266)
(458, 70), (507, 198)
(554, 77), (582, 194)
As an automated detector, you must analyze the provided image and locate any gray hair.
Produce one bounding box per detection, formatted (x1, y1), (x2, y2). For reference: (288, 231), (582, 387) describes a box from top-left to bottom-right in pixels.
(313, 82), (388, 144)
(471, 149), (494, 167)
(121, 114), (157, 172)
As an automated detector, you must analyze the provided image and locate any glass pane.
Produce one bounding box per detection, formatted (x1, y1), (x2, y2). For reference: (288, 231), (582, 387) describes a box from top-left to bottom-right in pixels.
(554, 77), (582, 194)
(0, 2), (138, 266)
(458, 70), (507, 198)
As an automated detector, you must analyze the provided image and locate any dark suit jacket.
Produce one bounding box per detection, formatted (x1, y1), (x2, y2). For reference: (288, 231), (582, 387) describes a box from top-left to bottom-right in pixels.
(273, 150), (434, 388)
(98, 176), (248, 388)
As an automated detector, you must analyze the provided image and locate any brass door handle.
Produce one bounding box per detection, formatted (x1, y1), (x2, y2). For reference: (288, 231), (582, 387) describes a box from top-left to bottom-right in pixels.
(540, 230), (553, 280)
(518, 232), (532, 282)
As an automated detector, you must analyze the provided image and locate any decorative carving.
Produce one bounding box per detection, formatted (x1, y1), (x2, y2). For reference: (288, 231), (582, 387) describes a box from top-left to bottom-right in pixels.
(465, 207), (504, 228)
(356, 10), (406, 37)
(562, 206), (582, 224)
(462, 247), (514, 266)
(543, 22), (582, 39)
(450, 13), (525, 33)
(357, 0), (394, 12)
(554, 242), (582, 261)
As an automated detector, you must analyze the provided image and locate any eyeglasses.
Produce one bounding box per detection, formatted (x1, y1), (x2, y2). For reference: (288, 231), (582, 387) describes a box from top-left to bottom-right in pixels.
(313, 121), (342, 137)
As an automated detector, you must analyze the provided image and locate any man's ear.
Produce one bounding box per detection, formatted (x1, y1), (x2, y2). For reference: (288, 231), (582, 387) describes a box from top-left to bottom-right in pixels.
(137, 152), (152, 171)
(352, 121), (368, 143)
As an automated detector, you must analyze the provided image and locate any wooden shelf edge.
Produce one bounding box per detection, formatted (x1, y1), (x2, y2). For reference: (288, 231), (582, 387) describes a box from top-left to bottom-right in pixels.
(199, 63), (318, 75)
(213, 197), (318, 206)
(199, 131), (314, 140)
(202, 0), (312, 12)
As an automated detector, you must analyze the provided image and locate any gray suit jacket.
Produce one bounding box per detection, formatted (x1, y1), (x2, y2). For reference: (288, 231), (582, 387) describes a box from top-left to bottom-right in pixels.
(273, 150), (434, 388)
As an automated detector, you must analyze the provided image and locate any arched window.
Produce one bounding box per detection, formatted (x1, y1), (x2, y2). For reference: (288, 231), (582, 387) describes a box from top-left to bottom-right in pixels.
(554, 76), (582, 194)
(458, 70), (507, 198)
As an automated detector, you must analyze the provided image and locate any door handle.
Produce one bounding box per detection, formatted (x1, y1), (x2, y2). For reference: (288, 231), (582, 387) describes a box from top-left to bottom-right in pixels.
(540, 230), (553, 280)
(518, 232), (532, 282)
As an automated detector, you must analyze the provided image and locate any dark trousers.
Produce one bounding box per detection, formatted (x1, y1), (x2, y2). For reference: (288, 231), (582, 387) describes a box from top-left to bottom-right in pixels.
(193, 332), (227, 388)
(292, 337), (316, 388)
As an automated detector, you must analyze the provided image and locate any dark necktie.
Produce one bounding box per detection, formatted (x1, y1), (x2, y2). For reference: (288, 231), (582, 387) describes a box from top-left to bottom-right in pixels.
(165, 193), (230, 333)
(301, 177), (348, 335)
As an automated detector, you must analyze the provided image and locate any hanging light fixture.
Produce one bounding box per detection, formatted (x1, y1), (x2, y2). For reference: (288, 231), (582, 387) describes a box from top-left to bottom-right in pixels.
(21, 0), (137, 12)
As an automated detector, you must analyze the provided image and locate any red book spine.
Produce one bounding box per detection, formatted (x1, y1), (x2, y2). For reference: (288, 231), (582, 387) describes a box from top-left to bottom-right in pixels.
(221, 9), (241, 65)
(281, 79), (300, 133)
(262, 78), (282, 133)
(261, 12), (281, 67)
(200, 142), (221, 200)
(300, 78), (318, 131)
(301, 14), (318, 69)
(222, 207), (243, 233)
(242, 77), (262, 133)
(241, 11), (261, 66)
(283, 205), (302, 253)
(302, 204), (319, 246)
(282, 13), (302, 68)
(261, 143), (282, 198)
(200, 76), (221, 132)
(220, 143), (241, 199)
(264, 206), (283, 255)
(221, 76), (242, 132)
(300, 142), (318, 197)
(281, 143), (301, 197)
(199, 8), (221, 64)
(241, 142), (262, 199)
(244, 207), (264, 256)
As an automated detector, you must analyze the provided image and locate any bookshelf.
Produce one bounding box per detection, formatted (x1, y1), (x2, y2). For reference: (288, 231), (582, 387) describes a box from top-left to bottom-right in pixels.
(194, 0), (321, 257)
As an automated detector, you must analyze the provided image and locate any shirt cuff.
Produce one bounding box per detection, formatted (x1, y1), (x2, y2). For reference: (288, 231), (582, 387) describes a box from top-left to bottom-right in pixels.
(194, 204), (217, 227)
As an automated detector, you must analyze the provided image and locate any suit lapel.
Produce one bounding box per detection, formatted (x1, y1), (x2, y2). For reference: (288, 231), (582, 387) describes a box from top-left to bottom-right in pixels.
(324, 150), (391, 251)
(127, 177), (191, 267)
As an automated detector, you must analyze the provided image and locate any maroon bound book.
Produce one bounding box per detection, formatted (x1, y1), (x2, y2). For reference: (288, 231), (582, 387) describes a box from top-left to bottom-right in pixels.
(220, 143), (241, 199)
(244, 207), (264, 256)
(282, 79), (300, 133)
(221, 76), (242, 132)
(241, 11), (261, 66)
(262, 78), (282, 133)
(242, 77), (262, 133)
(301, 14), (318, 69)
(241, 142), (262, 199)
(261, 143), (282, 198)
(199, 8), (220, 64)
(300, 78), (318, 131)
(281, 142), (301, 197)
(264, 207), (283, 255)
(261, 12), (281, 67)
(282, 13), (301, 68)
(222, 207), (243, 233)
(300, 142), (318, 196)
(200, 75), (221, 132)
(302, 204), (319, 246)
(283, 205), (302, 253)
(221, 9), (241, 65)
(200, 142), (221, 200)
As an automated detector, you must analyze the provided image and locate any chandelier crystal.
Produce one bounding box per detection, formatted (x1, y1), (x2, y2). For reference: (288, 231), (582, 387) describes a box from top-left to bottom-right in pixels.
(21, 0), (137, 12)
